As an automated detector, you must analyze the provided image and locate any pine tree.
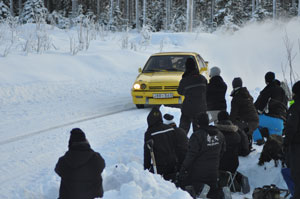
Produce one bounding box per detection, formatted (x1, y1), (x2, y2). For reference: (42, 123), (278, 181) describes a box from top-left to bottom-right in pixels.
(0, 1), (11, 21)
(20, 0), (48, 23)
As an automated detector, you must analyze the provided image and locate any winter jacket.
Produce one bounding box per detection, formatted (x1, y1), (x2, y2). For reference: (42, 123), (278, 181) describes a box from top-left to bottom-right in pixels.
(55, 142), (105, 199)
(215, 120), (241, 173)
(230, 87), (259, 124)
(177, 70), (207, 117)
(255, 81), (288, 121)
(144, 111), (179, 177)
(284, 96), (300, 145)
(171, 125), (188, 168)
(182, 126), (225, 183)
(207, 75), (227, 111)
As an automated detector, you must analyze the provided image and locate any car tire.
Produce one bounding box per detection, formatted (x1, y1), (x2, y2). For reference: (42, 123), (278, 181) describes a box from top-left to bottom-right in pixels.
(136, 104), (145, 109)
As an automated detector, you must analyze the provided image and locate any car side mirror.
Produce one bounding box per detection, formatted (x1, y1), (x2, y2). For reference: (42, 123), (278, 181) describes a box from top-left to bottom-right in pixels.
(138, 67), (142, 73)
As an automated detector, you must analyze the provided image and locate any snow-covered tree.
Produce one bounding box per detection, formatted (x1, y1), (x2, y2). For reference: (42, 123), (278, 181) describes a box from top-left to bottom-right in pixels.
(186, 0), (193, 32)
(20, 0), (48, 23)
(170, 4), (186, 32)
(0, 2), (11, 21)
(147, 0), (164, 31)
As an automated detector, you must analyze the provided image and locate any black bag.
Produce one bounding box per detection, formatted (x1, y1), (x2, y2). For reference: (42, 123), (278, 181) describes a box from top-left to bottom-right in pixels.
(252, 184), (289, 199)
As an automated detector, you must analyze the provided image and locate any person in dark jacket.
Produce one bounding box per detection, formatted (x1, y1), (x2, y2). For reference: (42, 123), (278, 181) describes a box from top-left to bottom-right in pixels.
(215, 111), (241, 173)
(207, 66), (227, 123)
(179, 113), (225, 198)
(144, 107), (179, 182)
(253, 72), (288, 142)
(55, 128), (105, 199)
(177, 57), (208, 134)
(284, 81), (300, 199)
(230, 77), (259, 152)
(163, 113), (188, 168)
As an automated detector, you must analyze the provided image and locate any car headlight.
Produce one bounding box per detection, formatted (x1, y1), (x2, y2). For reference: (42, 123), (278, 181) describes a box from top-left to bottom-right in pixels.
(133, 83), (141, 89)
(141, 84), (146, 89)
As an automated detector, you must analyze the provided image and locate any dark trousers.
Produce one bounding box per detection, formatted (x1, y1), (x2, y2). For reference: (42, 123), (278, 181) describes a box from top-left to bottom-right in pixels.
(179, 113), (198, 135)
(290, 145), (300, 199)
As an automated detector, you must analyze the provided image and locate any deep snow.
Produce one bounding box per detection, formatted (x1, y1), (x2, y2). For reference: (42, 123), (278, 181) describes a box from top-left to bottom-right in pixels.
(0, 18), (300, 199)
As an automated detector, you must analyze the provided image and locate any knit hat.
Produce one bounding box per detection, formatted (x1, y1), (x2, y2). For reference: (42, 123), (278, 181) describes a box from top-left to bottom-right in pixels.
(292, 81), (300, 96)
(185, 58), (196, 73)
(210, 67), (221, 77)
(69, 128), (86, 147)
(217, 111), (230, 121)
(232, 77), (243, 89)
(265, 72), (275, 84)
(163, 113), (175, 125)
(147, 107), (163, 127)
(196, 112), (209, 126)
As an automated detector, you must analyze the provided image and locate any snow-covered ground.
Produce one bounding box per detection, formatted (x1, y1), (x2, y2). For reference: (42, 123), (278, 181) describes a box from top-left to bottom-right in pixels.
(0, 18), (300, 199)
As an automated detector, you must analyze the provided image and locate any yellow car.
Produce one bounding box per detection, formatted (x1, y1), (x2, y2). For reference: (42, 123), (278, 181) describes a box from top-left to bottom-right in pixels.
(131, 52), (209, 108)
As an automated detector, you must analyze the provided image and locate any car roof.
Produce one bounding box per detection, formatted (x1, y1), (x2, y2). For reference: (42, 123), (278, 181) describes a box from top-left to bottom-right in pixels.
(151, 52), (199, 56)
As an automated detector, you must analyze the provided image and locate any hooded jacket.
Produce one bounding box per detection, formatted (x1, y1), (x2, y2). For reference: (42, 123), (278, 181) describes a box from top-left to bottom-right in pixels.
(144, 109), (178, 176)
(207, 75), (227, 111)
(177, 70), (207, 117)
(215, 120), (241, 173)
(255, 81), (288, 120)
(182, 126), (225, 183)
(230, 87), (259, 124)
(55, 142), (105, 199)
(284, 96), (300, 145)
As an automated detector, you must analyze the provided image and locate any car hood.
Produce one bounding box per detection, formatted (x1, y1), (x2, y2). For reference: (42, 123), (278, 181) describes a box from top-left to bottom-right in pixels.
(136, 72), (183, 83)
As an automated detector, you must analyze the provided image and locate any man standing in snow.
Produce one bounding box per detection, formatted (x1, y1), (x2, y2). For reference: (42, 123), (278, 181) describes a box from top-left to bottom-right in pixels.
(179, 113), (225, 198)
(206, 66), (227, 123)
(55, 128), (105, 199)
(230, 77), (259, 153)
(284, 81), (300, 199)
(177, 57), (207, 134)
(253, 72), (288, 142)
(144, 107), (179, 182)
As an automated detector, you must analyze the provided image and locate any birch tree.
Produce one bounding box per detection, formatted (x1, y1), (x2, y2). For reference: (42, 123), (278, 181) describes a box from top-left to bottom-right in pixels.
(19, 0), (22, 16)
(136, 0), (140, 30)
(252, 0), (255, 17)
(186, 0), (193, 32)
(10, 0), (13, 16)
(298, 0), (300, 16)
(273, 0), (276, 19)
(72, 0), (78, 18)
(165, 0), (171, 30)
(143, 0), (146, 26)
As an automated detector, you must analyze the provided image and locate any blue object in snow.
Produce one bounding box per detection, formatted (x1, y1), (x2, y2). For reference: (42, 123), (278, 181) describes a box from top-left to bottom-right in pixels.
(253, 114), (284, 141)
(281, 167), (294, 197)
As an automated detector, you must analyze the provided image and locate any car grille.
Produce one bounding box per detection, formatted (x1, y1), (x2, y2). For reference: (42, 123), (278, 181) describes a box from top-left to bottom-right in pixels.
(146, 85), (178, 91)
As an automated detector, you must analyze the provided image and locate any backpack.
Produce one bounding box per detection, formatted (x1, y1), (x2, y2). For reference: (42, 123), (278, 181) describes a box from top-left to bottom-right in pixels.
(252, 184), (289, 199)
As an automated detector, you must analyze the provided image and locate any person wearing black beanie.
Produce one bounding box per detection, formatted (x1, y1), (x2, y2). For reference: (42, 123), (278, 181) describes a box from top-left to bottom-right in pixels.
(253, 71), (288, 143)
(179, 112), (225, 198)
(230, 77), (258, 153)
(284, 80), (300, 199)
(177, 57), (207, 134)
(55, 128), (105, 199)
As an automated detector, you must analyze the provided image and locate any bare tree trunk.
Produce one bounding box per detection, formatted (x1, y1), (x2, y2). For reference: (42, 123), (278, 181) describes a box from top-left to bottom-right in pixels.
(97, 0), (100, 18)
(273, 0), (276, 19)
(72, 0), (78, 18)
(211, 0), (215, 29)
(186, 0), (193, 32)
(298, 0), (300, 16)
(136, 0), (140, 30)
(256, 0), (259, 9)
(10, 0), (14, 16)
(252, 0), (255, 17)
(110, 0), (114, 24)
(166, 0), (171, 30)
(19, 0), (22, 16)
(143, 0), (146, 27)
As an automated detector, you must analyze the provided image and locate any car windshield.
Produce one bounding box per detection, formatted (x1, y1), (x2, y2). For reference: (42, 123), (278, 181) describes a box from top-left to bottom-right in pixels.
(143, 55), (193, 72)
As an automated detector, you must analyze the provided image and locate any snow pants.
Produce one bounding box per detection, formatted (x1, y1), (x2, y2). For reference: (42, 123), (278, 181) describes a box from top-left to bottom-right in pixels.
(290, 145), (300, 199)
(253, 114), (284, 142)
(281, 168), (294, 197)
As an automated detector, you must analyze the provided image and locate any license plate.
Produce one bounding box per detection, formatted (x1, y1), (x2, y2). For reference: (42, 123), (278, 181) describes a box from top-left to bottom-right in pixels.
(153, 93), (173, 99)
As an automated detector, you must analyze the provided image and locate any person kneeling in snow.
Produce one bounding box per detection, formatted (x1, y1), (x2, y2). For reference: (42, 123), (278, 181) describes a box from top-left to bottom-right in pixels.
(55, 128), (105, 199)
(144, 107), (180, 182)
(178, 113), (225, 199)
